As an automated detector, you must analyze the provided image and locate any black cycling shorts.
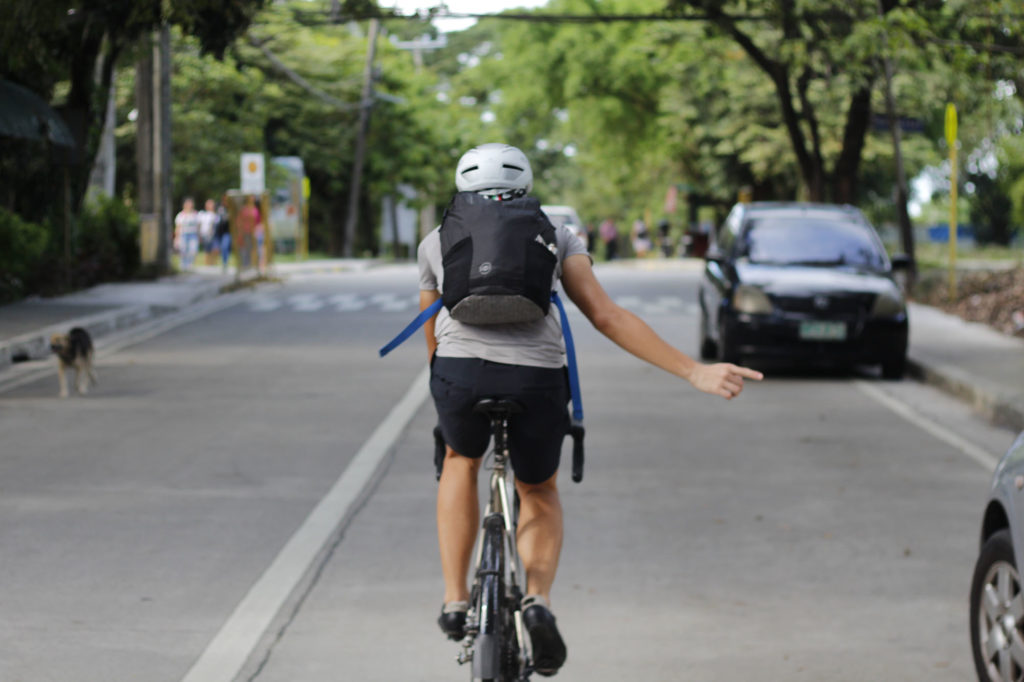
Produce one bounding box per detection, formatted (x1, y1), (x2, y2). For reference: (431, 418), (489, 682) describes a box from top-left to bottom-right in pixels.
(430, 356), (570, 485)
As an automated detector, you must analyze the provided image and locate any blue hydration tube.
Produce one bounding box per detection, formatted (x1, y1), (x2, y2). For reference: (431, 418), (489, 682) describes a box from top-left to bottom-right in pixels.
(550, 291), (583, 423)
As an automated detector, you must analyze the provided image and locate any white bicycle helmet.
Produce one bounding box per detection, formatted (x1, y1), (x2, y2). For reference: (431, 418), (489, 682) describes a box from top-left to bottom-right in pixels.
(455, 143), (533, 198)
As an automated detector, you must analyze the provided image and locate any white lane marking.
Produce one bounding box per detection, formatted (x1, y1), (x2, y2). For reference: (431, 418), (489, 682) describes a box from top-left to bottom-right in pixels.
(377, 293), (412, 312)
(248, 296), (282, 312)
(654, 295), (685, 308)
(329, 293), (366, 312)
(854, 380), (999, 471)
(288, 294), (324, 312)
(179, 366), (431, 682)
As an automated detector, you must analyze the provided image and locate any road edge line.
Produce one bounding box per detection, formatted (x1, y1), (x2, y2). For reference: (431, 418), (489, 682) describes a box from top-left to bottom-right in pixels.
(853, 380), (999, 472)
(179, 365), (431, 682)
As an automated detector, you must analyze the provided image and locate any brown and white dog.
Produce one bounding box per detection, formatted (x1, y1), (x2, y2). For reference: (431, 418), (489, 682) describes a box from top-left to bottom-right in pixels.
(50, 327), (98, 398)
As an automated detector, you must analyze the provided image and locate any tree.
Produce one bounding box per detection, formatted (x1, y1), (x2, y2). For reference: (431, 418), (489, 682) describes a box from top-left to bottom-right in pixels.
(0, 0), (267, 217)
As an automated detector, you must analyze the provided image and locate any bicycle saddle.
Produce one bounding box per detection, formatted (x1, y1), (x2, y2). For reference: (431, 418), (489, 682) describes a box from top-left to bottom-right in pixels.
(472, 398), (525, 417)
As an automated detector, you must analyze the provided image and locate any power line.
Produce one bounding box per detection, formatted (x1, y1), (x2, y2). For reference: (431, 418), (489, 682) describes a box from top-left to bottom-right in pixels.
(291, 8), (773, 26)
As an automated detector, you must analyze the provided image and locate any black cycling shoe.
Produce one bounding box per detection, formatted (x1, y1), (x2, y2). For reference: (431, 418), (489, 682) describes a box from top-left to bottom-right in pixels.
(522, 598), (567, 676)
(437, 601), (468, 640)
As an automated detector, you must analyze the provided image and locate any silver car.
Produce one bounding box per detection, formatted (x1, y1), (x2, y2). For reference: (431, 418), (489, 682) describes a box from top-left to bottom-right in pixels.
(541, 205), (586, 242)
(971, 430), (1024, 681)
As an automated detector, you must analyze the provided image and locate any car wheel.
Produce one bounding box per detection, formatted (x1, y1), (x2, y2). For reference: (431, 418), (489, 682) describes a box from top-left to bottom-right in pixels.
(699, 308), (717, 360)
(971, 529), (1024, 682)
(881, 354), (906, 380)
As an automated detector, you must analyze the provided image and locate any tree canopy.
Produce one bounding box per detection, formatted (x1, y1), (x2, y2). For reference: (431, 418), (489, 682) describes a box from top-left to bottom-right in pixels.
(1, 0), (1022, 280)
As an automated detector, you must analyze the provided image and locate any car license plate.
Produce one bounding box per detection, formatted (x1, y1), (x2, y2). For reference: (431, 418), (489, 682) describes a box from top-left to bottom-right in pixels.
(799, 321), (847, 341)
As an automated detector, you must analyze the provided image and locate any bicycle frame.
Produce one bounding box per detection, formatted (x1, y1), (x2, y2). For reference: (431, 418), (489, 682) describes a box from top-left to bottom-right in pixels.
(457, 409), (530, 680)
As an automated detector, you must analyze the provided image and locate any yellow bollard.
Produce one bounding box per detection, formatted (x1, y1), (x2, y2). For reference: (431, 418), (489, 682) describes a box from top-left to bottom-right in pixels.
(945, 103), (958, 302)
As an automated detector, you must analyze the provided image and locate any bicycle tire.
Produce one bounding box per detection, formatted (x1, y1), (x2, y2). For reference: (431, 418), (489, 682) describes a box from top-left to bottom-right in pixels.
(473, 514), (505, 681)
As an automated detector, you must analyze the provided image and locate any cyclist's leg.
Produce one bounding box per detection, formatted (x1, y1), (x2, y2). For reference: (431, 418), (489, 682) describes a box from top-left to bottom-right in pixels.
(515, 476), (568, 676)
(437, 446), (482, 604)
(514, 473), (563, 601)
(501, 365), (570, 675)
(430, 358), (492, 606)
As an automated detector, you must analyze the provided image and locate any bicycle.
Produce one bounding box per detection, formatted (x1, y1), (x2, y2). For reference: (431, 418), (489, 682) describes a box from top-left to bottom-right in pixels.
(433, 398), (584, 682)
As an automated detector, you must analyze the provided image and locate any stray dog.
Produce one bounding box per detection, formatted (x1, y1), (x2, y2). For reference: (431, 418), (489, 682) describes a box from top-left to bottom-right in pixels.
(50, 327), (98, 398)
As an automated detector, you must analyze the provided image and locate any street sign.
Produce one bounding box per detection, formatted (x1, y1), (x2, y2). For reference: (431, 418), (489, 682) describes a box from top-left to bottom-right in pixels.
(240, 153), (265, 194)
(871, 114), (925, 134)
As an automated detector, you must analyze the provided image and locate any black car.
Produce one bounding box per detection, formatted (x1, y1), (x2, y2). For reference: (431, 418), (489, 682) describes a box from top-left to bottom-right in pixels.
(698, 202), (909, 378)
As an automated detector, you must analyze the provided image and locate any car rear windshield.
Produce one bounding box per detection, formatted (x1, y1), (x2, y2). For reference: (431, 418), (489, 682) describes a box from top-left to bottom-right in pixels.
(546, 214), (571, 228)
(741, 217), (887, 269)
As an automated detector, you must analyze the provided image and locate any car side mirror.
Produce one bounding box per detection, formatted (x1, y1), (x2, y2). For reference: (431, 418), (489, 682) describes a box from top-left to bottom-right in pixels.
(705, 247), (724, 263)
(890, 254), (911, 270)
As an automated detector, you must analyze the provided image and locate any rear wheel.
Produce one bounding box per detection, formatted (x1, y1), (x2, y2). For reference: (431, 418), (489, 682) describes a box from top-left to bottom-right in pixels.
(971, 529), (1024, 682)
(474, 515), (506, 681)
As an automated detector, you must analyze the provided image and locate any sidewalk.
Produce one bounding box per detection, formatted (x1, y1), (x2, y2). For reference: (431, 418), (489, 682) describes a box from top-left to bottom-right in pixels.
(0, 262), (1021, 431)
(907, 302), (1024, 431)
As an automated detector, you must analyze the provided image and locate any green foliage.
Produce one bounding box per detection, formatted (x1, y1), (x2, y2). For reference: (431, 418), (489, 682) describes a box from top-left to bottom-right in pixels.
(0, 207), (50, 302)
(73, 196), (140, 286)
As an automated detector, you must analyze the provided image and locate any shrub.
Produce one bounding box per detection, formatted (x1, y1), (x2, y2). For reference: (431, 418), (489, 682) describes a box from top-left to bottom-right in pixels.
(73, 196), (140, 287)
(0, 207), (50, 302)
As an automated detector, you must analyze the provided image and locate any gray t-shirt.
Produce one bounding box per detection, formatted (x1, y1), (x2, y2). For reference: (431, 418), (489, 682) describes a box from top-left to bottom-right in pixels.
(418, 223), (589, 368)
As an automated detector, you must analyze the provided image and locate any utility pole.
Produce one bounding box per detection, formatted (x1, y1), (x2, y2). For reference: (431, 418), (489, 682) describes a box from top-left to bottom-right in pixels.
(88, 82), (116, 198)
(342, 18), (379, 258)
(877, 1), (915, 287)
(135, 34), (154, 216)
(156, 22), (173, 272)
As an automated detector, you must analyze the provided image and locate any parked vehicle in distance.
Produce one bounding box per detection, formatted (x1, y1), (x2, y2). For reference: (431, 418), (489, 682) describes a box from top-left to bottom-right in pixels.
(541, 205), (586, 242)
(970, 430), (1024, 682)
(698, 202), (909, 378)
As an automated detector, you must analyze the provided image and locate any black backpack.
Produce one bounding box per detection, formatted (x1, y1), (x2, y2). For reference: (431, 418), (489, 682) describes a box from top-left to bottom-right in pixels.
(439, 191), (557, 325)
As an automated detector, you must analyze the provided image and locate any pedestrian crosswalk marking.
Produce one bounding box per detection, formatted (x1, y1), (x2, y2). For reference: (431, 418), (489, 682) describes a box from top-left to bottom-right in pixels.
(245, 293), (694, 316)
(288, 294), (325, 312)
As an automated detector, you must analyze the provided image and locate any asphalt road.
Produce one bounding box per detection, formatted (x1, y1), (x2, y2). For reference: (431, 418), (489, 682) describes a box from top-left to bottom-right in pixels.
(0, 261), (1016, 681)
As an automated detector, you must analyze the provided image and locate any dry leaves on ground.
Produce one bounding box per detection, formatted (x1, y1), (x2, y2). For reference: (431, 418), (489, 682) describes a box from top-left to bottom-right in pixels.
(913, 267), (1024, 338)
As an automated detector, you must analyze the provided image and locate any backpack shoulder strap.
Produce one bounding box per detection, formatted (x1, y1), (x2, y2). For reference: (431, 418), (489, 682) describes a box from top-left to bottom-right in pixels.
(379, 298), (443, 357)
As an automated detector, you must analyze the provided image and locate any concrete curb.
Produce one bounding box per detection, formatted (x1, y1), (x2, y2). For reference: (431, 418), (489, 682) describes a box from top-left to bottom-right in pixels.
(0, 274), (249, 371)
(906, 355), (1024, 432)
(0, 304), (160, 367)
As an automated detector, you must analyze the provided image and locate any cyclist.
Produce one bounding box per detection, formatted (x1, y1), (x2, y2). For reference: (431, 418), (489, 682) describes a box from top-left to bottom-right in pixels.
(420, 143), (762, 676)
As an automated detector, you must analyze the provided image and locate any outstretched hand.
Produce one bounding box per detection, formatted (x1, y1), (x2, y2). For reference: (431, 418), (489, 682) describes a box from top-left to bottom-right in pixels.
(689, 362), (764, 400)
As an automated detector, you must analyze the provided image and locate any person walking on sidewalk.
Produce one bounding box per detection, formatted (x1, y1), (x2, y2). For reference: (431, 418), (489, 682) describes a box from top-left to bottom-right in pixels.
(197, 199), (218, 265)
(420, 143), (763, 676)
(237, 195), (263, 273)
(599, 218), (618, 261)
(214, 195), (232, 272)
(174, 198), (200, 271)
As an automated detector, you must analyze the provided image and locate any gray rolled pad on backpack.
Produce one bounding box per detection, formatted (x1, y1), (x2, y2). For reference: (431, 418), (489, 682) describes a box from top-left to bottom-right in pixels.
(440, 192), (558, 325)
